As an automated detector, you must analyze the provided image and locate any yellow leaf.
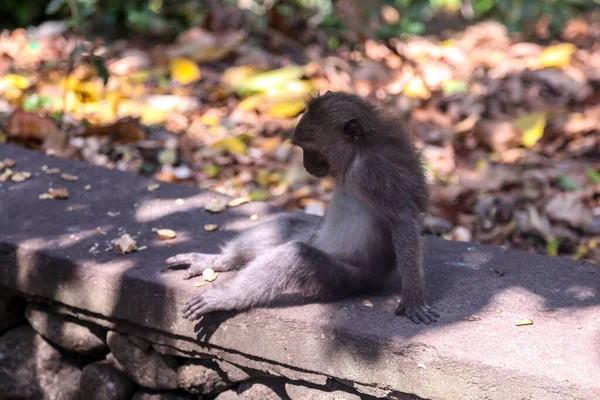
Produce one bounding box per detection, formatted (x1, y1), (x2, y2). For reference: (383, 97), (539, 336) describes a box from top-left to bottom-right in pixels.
(403, 77), (430, 99)
(268, 100), (307, 118)
(0, 74), (32, 90)
(222, 66), (262, 88)
(200, 113), (220, 126)
(540, 43), (576, 69)
(170, 58), (201, 85)
(212, 136), (247, 155)
(513, 112), (546, 148)
(233, 66), (306, 95)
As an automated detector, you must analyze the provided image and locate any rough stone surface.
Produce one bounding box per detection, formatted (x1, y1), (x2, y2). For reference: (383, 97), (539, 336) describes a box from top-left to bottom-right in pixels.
(26, 302), (108, 355)
(0, 325), (81, 399)
(80, 360), (136, 400)
(131, 389), (195, 400)
(285, 383), (361, 400)
(215, 390), (241, 400)
(239, 382), (283, 400)
(177, 359), (230, 394)
(216, 359), (252, 383)
(1, 144), (600, 400)
(107, 331), (179, 390)
(0, 294), (25, 333)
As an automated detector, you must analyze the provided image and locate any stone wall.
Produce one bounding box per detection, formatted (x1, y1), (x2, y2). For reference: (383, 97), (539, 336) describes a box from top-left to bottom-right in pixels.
(0, 298), (375, 400)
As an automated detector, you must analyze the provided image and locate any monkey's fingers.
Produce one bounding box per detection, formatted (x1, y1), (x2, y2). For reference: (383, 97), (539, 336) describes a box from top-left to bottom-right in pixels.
(183, 296), (207, 319)
(165, 253), (203, 266)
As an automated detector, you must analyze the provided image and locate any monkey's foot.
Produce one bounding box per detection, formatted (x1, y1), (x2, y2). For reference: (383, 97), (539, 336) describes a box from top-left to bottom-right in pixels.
(395, 302), (439, 325)
(182, 289), (237, 320)
(165, 253), (219, 279)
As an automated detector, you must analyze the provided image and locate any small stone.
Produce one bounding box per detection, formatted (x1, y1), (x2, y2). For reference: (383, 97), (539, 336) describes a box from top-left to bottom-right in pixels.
(132, 389), (195, 400)
(61, 173), (79, 181)
(285, 383), (361, 400)
(154, 228), (177, 240)
(107, 331), (179, 390)
(0, 326), (81, 399)
(80, 360), (136, 400)
(239, 382), (282, 400)
(204, 223), (218, 232)
(215, 390), (241, 400)
(147, 183), (160, 191)
(250, 214), (258, 221)
(204, 197), (227, 213)
(25, 304), (108, 355)
(216, 359), (252, 382)
(177, 359), (230, 394)
(84, 184), (92, 190)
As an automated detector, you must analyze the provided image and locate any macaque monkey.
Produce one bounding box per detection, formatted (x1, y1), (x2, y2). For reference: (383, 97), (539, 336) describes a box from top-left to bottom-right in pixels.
(166, 91), (439, 324)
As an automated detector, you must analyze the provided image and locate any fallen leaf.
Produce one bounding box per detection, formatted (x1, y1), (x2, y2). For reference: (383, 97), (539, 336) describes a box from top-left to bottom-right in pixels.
(78, 117), (145, 144)
(39, 187), (69, 200)
(233, 65), (306, 95)
(442, 80), (468, 95)
(0, 159), (16, 169)
(362, 300), (374, 307)
(212, 136), (247, 155)
(540, 43), (575, 69)
(61, 173), (78, 181)
(6, 110), (59, 141)
(194, 281), (207, 288)
(250, 214), (259, 221)
(202, 268), (218, 282)
(42, 166), (60, 174)
(175, 198), (185, 205)
(84, 185), (91, 190)
(0, 74), (32, 90)
(11, 171), (31, 182)
(516, 318), (533, 326)
(204, 224), (218, 232)
(513, 112), (546, 148)
(545, 193), (592, 230)
(170, 58), (201, 85)
(113, 234), (137, 255)
(147, 183), (160, 191)
(585, 168), (600, 184)
(154, 228), (177, 240)
(227, 196), (250, 207)
(204, 197), (227, 213)
(268, 100), (307, 118)
(0, 169), (13, 181)
(557, 175), (582, 191)
(403, 77), (430, 99)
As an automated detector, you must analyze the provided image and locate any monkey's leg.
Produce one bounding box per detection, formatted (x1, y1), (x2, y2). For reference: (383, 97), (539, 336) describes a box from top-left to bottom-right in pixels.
(182, 241), (360, 320)
(392, 212), (439, 324)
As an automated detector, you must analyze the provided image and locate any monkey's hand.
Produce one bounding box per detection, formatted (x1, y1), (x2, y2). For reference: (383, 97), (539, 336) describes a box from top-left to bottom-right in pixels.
(395, 301), (439, 325)
(165, 253), (224, 279)
(183, 288), (238, 320)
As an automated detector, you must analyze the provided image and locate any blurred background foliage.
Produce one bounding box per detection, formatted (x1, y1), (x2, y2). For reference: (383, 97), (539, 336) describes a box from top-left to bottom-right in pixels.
(1, 0), (598, 41)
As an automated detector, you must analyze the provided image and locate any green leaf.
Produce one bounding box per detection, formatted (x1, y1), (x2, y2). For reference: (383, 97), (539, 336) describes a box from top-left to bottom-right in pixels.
(92, 55), (110, 86)
(46, 0), (66, 14)
(442, 80), (468, 95)
(558, 175), (581, 191)
(585, 167), (600, 184)
(546, 238), (561, 257)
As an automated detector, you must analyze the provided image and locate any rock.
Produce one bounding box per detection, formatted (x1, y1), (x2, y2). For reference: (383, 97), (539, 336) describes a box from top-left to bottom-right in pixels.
(131, 389), (195, 400)
(0, 295), (25, 333)
(0, 325), (81, 399)
(177, 359), (230, 394)
(239, 382), (282, 400)
(107, 331), (179, 389)
(285, 383), (361, 400)
(215, 390), (241, 400)
(80, 360), (136, 400)
(216, 359), (252, 382)
(25, 303), (108, 355)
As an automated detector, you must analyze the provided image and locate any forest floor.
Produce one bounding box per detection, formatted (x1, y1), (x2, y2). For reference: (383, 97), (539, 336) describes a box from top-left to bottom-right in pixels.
(0, 13), (599, 263)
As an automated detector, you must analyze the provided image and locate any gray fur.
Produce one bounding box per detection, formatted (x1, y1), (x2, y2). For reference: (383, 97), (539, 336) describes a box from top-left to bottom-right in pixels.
(166, 91), (439, 324)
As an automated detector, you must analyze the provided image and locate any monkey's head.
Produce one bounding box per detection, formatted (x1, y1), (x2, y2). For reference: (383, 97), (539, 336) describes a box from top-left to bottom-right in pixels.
(292, 91), (377, 178)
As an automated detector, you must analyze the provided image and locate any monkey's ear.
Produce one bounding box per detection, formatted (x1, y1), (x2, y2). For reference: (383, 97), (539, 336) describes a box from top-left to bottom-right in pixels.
(343, 118), (364, 143)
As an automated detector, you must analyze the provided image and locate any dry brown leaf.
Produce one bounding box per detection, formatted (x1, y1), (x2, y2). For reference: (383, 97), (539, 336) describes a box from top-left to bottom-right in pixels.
(153, 228), (177, 240)
(204, 224), (218, 232)
(61, 173), (78, 181)
(6, 110), (59, 141)
(0, 169), (13, 181)
(0, 159), (16, 170)
(147, 183), (160, 192)
(78, 117), (145, 144)
(362, 300), (374, 308)
(204, 197), (227, 213)
(42, 166), (60, 174)
(194, 281), (207, 288)
(516, 319), (533, 326)
(227, 196), (250, 207)
(11, 171), (31, 182)
(39, 187), (69, 200)
(202, 268), (218, 282)
(250, 214), (259, 221)
(84, 185), (91, 191)
(113, 234), (137, 255)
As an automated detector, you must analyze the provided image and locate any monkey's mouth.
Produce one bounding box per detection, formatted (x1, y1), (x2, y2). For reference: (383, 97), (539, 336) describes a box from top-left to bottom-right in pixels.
(303, 150), (329, 177)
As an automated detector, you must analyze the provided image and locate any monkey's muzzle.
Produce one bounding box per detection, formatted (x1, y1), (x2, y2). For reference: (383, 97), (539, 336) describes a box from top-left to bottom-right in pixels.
(303, 150), (329, 177)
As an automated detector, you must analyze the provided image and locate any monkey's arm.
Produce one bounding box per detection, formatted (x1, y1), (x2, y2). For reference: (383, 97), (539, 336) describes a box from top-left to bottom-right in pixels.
(391, 211), (439, 324)
(182, 241), (360, 320)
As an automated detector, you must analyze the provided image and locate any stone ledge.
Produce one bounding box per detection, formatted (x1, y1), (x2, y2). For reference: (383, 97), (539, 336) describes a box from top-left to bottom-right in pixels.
(1, 143), (599, 400)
